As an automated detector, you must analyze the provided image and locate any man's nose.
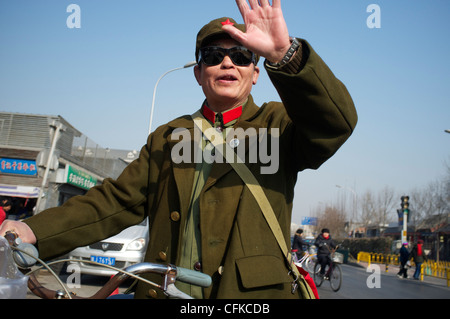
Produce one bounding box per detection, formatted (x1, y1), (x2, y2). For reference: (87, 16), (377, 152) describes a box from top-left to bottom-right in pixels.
(220, 55), (235, 68)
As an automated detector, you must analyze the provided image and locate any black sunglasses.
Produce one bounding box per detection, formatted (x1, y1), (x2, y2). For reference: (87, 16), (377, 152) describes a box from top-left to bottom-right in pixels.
(199, 46), (256, 66)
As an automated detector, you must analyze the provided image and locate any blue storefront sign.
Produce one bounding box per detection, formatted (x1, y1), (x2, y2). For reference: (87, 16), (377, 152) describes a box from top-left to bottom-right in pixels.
(0, 158), (37, 176)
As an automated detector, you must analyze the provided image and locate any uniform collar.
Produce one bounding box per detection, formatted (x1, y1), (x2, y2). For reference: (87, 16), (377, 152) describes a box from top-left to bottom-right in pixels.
(167, 95), (260, 130)
(202, 103), (243, 127)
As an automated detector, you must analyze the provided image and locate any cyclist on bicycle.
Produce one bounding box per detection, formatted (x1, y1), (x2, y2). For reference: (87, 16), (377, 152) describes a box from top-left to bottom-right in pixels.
(315, 228), (336, 277)
(0, 0), (357, 299)
(292, 229), (309, 261)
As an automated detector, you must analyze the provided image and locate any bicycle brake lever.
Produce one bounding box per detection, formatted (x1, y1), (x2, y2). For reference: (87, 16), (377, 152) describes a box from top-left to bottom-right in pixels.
(164, 283), (194, 299)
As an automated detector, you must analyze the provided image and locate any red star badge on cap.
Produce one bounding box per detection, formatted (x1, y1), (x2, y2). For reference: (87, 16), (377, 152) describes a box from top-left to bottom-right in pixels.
(221, 19), (234, 26)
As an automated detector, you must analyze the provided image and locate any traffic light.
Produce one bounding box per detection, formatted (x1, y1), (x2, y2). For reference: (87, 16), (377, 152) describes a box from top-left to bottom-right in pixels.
(401, 196), (410, 214)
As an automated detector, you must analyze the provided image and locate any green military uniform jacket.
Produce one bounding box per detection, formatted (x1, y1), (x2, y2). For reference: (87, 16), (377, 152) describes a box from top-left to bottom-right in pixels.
(25, 40), (357, 299)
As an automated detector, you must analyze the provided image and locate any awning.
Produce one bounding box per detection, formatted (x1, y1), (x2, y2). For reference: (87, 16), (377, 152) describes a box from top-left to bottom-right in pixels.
(0, 185), (40, 198)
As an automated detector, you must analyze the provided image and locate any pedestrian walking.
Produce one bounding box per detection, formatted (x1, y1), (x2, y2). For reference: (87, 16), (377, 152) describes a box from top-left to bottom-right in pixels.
(397, 243), (410, 279)
(410, 240), (427, 280)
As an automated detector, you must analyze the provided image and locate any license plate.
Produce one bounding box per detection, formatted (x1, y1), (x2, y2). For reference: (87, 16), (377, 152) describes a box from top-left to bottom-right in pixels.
(90, 255), (115, 266)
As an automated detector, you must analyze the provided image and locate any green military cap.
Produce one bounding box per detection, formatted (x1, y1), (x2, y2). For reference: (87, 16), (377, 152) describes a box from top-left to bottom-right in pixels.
(195, 17), (259, 65)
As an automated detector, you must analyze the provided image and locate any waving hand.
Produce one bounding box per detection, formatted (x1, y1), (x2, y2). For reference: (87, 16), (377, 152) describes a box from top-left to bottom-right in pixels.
(222, 0), (292, 64)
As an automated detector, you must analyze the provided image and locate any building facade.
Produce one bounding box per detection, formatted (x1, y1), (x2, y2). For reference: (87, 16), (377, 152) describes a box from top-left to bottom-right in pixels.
(0, 112), (138, 218)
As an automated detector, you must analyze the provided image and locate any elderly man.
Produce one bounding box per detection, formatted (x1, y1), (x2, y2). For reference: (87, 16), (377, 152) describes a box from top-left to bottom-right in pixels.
(0, 0), (357, 299)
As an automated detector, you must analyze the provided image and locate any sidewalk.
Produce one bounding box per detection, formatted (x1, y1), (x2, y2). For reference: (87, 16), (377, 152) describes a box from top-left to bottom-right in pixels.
(354, 261), (450, 288)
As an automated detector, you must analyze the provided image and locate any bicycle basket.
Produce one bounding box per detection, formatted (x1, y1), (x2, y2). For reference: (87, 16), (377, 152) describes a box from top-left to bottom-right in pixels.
(332, 252), (344, 264)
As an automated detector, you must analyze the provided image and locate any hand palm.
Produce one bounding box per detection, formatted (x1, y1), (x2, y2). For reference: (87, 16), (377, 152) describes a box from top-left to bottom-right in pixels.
(223, 0), (291, 63)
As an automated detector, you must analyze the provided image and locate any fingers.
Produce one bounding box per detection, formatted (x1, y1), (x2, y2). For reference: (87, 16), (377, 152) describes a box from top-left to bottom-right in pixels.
(272, 0), (281, 9)
(239, 0), (279, 10)
(221, 24), (247, 44)
(259, 0), (271, 7)
(248, 0), (260, 9)
(0, 220), (37, 244)
(235, 0), (250, 17)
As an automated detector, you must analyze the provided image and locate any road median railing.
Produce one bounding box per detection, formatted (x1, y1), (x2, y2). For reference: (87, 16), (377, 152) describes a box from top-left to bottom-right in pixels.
(357, 251), (450, 287)
(423, 260), (450, 286)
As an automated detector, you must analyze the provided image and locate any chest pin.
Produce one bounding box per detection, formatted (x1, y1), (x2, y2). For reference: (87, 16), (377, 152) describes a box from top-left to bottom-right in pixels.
(229, 138), (240, 149)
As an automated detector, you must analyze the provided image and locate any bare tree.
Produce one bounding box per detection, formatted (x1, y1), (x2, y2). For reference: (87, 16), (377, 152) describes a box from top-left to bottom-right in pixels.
(410, 179), (449, 225)
(409, 187), (430, 228)
(315, 205), (347, 238)
(445, 158), (450, 205)
(359, 190), (376, 228)
(375, 185), (396, 225)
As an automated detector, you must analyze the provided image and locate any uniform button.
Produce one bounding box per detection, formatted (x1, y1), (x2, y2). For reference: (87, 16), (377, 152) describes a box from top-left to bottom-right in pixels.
(194, 262), (202, 271)
(147, 289), (158, 299)
(158, 251), (167, 261)
(170, 211), (180, 222)
(229, 138), (240, 148)
(218, 266), (224, 275)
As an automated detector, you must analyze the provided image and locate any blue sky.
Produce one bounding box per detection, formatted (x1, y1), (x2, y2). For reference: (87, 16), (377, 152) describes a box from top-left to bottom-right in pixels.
(1, 0), (449, 225)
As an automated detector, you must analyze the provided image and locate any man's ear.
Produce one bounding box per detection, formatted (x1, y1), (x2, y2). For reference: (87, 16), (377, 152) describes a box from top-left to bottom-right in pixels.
(194, 64), (202, 86)
(252, 65), (260, 85)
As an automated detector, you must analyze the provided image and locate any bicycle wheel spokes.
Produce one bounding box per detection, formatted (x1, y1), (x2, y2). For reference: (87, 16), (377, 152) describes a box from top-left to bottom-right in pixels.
(329, 264), (342, 292)
(313, 262), (324, 287)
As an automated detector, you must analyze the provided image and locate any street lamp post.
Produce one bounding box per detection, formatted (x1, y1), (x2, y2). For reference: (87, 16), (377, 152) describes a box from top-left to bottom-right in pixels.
(148, 61), (197, 135)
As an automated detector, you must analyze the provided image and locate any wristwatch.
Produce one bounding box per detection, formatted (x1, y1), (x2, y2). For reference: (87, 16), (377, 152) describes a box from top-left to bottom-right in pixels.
(267, 37), (300, 68)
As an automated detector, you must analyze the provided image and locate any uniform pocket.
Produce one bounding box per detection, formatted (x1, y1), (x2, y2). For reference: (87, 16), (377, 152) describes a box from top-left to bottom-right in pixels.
(235, 255), (290, 289)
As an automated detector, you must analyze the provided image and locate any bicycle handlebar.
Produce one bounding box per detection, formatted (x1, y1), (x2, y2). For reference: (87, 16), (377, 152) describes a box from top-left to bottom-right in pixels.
(122, 262), (211, 288)
(4, 231), (39, 268)
(3, 232), (212, 299)
(176, 266), (212, 288)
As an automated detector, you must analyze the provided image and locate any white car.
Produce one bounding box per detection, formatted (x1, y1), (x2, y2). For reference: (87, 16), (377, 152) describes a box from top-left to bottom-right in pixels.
(68, 219), (148, 277)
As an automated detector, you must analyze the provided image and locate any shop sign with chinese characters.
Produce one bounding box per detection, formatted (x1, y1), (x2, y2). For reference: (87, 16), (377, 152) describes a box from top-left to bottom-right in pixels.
(66, 165), (97, 190)
(0, 158), (37, 176)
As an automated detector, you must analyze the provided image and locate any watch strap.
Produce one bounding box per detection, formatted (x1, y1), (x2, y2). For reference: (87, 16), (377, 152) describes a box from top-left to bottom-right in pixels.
(267, 37), (300, 68)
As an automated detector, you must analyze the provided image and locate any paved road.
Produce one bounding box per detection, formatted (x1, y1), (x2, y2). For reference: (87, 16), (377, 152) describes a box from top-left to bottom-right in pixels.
(26, 261), (449, 299)
(316, 263), (450, 299)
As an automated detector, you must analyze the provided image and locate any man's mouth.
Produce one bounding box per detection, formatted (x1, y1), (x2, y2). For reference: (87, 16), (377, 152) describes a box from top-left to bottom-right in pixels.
(218, 74), (237, 82)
